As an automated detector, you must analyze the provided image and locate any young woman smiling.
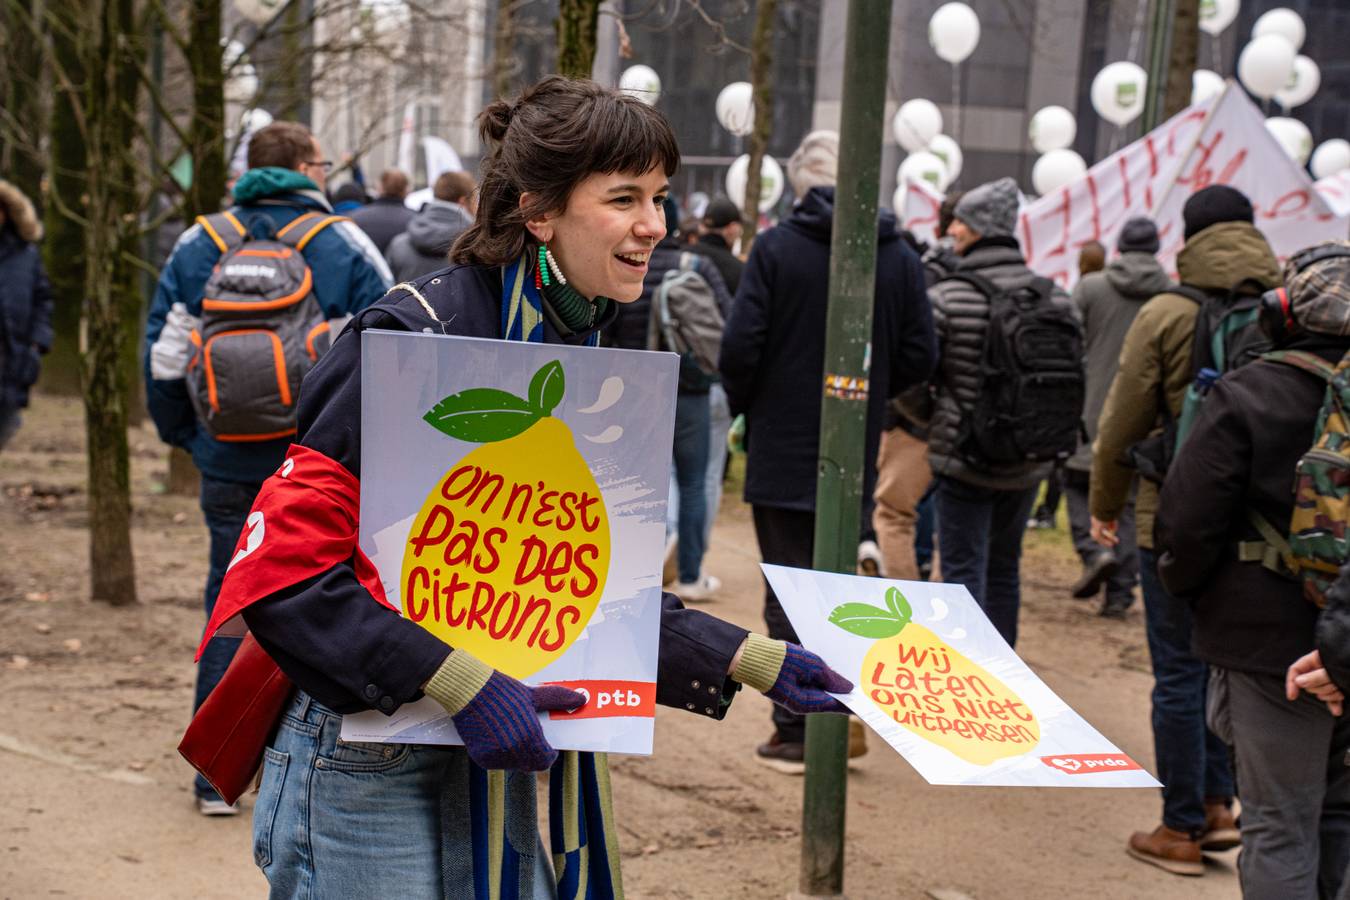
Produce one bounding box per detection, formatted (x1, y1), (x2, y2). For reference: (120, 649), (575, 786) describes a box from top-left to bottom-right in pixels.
(201, 76), (853, 900)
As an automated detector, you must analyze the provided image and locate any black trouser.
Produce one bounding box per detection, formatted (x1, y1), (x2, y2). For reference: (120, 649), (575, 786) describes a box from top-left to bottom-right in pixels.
(752, 504), (815, 743)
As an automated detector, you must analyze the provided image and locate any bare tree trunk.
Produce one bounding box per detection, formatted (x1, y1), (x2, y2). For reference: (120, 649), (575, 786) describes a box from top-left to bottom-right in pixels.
(556, 0), (601, 79)
(81, 0), (142, 606)
(186, 0), (226, 221)
(742, 0), (776, 246)
(493, 0), (516, 98)
(40, 0), (86, 397)
(1163, 0), (1200, 119)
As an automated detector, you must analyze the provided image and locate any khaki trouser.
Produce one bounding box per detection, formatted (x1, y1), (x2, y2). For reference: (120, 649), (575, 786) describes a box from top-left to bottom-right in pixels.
(871, 427), (932, 580)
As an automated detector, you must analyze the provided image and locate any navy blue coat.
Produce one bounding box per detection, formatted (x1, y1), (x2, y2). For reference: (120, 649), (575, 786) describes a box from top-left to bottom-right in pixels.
(0, 228), (53, 410)
(243, 265), (749, 720)
(719, 187), (937, 511)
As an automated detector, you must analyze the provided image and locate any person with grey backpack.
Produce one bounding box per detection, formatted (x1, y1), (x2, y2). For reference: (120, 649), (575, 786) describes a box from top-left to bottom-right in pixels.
(606, 196), (732, 601)
(144, 121), (391, 815)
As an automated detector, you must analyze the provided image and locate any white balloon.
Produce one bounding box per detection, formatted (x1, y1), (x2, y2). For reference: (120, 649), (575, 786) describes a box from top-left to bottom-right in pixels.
(1238, 34), (1297, 100)
(725, 154), (784, 213)
(898, 152), (950, 192)
(1032, 149), (1087, 196)
(240, 108), (273, 134)
(1191, 69), (1226, 106)
(715, 82), (755, 137)
(619, 65), (661, 105)
(893, 99), (944, 153)
(1253, 7), (1305, 52)
(1275, 55), (1320, 109)
(234, 0), (286, 26)
(928, 2), (980, 64)
(1091, 61), (1148, 127)
(1311, 140), (1350, 180)
(1199, 0), (1239, 36)
(1029, 106), (1076, 153)
(222, 39), (247, 71)
(927, 134), (963, 183)
(1266, 116), (1314, 165)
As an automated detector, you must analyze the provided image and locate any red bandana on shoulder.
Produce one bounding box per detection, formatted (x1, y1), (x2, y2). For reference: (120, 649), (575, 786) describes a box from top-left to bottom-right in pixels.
(196, 444), (392, 660)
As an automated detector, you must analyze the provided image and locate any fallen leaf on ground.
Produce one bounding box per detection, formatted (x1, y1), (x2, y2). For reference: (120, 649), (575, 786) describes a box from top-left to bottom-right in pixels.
(34, 623), (51, 634)
(8, 655), (31, 670)
(24, 592), (50, 603)
(62, 638), (81, 653)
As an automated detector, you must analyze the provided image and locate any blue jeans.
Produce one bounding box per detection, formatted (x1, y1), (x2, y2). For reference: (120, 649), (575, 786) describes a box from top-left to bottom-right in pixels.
(935, 476), (1038, 647)
(193, 475), (262, 799)
(666, 383), (730, 549)
(671, 392), (710, 584)
(1138, 548), (1234, 834)
(257, 691), (558, 898)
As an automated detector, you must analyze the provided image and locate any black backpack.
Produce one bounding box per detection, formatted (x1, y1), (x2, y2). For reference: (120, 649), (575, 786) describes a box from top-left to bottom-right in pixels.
(947, 271), (1085, 466)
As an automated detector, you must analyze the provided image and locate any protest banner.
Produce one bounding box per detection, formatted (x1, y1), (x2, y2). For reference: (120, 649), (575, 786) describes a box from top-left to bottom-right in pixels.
(763, 565), (1161, 787)
(900, 83), (1348, 289)
(1316, 170), (1350, 221)
(898, 175), (947, 245)
(340, 331), (679, 754)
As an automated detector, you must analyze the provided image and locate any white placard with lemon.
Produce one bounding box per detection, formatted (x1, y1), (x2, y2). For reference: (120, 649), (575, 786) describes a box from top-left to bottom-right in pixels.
(341, 331), (678, 754)
(764, 565), (1161, 787)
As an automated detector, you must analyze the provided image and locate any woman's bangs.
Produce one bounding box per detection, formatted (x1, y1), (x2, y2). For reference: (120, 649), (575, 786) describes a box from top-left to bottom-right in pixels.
(586, 100), (681, 178)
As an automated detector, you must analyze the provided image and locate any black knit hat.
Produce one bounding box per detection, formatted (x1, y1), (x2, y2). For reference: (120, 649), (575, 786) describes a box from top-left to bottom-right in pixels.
(1116, 216), (1159, 254)
(702, 196), (741, 229)
(1183, 185), (1254, 241)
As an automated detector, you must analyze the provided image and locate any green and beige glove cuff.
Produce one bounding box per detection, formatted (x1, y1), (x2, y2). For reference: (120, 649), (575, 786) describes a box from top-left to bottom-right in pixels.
(730, 633), (788, 694)
(422, 649), (494, 715)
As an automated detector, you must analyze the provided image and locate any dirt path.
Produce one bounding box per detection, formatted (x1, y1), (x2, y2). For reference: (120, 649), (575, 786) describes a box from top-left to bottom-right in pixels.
(0, 396), (1239, 899)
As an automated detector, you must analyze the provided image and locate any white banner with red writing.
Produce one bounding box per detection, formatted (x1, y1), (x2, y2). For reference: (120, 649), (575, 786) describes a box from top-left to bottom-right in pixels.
(899, 83), (1348, 290)
(340, 331), (678, 754)
(764, 565), (1160, 787)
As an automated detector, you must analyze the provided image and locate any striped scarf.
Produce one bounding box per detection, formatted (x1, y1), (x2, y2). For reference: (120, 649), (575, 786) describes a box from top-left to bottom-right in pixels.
(445, 252), (616, 899)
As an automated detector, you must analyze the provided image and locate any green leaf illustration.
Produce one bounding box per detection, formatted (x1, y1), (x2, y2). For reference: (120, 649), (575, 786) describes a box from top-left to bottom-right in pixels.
(529, 360), (565, 415)
(828, 602), (907, 639)
(422, 388), (540, 442)
(884, 587), (912, 623)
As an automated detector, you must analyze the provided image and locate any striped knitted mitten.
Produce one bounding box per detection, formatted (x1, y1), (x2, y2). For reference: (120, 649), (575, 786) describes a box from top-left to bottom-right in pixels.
(732, 634), (853, 715)
(423, 650), (585, 771)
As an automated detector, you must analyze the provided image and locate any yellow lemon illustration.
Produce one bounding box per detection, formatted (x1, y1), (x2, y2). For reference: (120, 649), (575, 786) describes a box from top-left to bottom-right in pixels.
(401, 360), (611, 679)
(831, 588), (1040, 766)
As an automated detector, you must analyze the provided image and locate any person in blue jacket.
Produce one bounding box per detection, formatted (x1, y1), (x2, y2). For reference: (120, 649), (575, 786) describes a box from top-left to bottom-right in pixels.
(214, 76), (854, 899)
(143, 120), (392, 815)
(719, 129), (937, 772)
(0, 179), (52, 451)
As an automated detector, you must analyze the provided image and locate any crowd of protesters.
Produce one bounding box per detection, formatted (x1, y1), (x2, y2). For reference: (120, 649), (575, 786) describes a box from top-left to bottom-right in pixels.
(8, 70), (1350, 900)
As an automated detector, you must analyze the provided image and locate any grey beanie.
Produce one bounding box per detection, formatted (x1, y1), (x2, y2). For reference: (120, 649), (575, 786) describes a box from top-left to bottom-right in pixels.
(954, 177), (1019, 239)
(1116, 216), (1160, 254)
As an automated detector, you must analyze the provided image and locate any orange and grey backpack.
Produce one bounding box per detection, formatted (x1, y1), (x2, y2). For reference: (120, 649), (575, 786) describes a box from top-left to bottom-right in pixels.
(186, 210), (345, 442)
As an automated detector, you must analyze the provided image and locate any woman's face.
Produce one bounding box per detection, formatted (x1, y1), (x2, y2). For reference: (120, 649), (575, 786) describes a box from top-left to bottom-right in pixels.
(526, 165), (669, 303)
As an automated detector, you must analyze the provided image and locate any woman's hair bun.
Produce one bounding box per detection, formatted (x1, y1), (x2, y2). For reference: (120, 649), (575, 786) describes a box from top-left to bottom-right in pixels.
(478, 99), (514, 144)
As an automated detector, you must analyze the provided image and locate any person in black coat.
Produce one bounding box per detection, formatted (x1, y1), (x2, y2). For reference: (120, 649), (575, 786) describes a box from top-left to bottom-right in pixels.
(719, 130), (937, 770)
(349, 168), (415, 253)
(0, 179), (53, 451)
(1157, 242), (1350, 898)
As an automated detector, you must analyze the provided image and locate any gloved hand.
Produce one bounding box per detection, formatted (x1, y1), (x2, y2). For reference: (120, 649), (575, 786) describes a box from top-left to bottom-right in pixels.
(731, 633), (853, 715)
(423, 650), (585, 771)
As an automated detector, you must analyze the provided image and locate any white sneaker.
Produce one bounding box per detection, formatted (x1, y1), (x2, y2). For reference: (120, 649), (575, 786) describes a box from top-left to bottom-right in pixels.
(197, 796), (240, 817)
(673, 574), (721, 603)
(857, 540), (883, 577)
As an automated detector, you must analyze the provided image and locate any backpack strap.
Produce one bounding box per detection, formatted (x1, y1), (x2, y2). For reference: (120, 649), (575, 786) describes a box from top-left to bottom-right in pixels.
(1170, 284), (1209, 305)
(275, 212), (350, 252)
(1238, 508), (1301, 578)
(677, 251), (699, 273)
(196, 212), (248, 254)
(1261, 349), (1337, 382)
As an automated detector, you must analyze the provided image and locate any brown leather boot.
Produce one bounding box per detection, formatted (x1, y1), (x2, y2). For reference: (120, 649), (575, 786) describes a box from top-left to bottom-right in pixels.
(1126, 825), (1204, 876)
(1200, 802), (1241, 852)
